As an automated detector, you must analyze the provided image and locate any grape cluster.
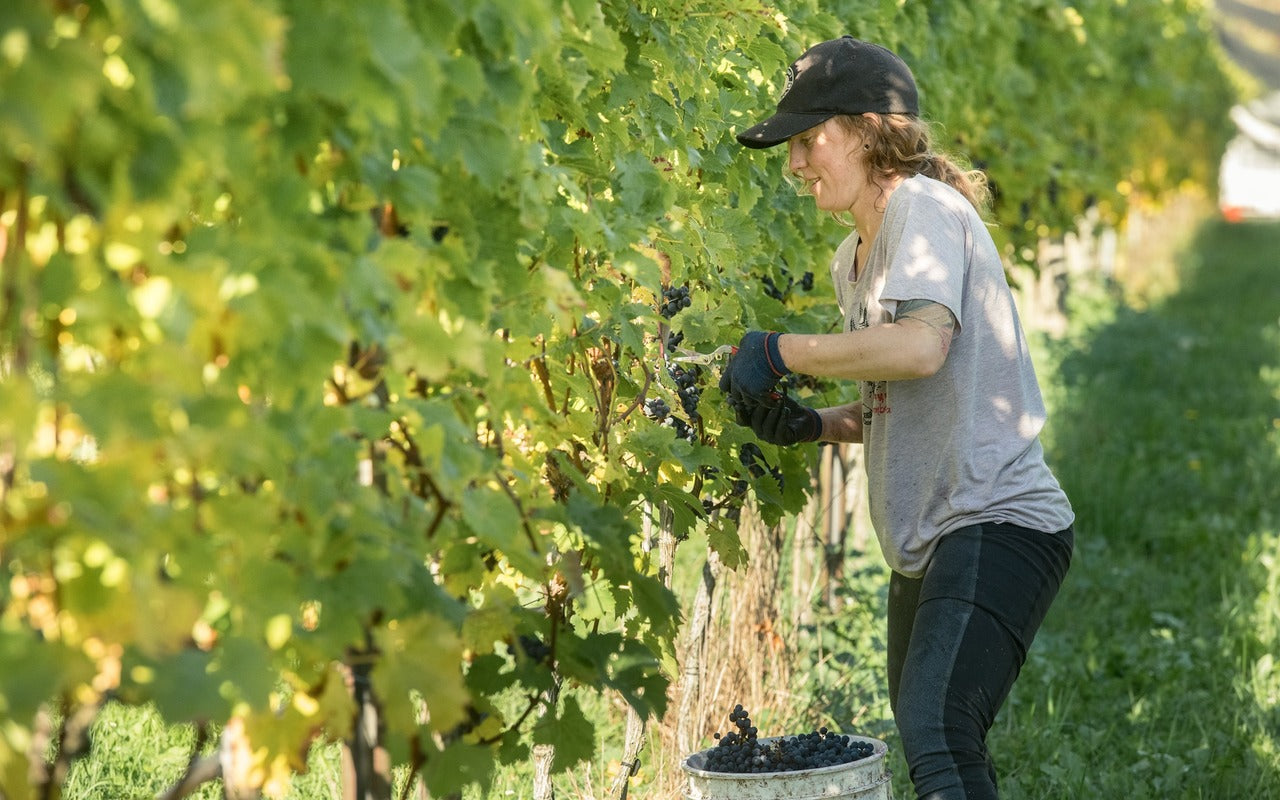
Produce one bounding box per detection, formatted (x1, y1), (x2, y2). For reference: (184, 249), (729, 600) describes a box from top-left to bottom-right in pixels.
(516, 634), (551, 664)
(739, 442), (783, 487)
(669, 365), (702, 421)
(642, 355), (706, 443)
(739, 443), (767, 478)
(759, 269), (815, 302)
(643, 396), (671, 420)
(761, 275), (785, 302)
(779, 371), (824, 393)
(659, 284), (692, 318)
(700, 705), (875, 774)
(643, 396), (694, 441)
(720, 476), (748, 524)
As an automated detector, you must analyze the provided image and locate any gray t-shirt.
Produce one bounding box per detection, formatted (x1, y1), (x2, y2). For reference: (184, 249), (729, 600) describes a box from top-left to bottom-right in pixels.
(830, 174), (1074, 577)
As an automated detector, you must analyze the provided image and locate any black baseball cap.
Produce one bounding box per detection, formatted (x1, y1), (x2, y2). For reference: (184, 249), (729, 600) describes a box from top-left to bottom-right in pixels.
(736, 36), (919, 149)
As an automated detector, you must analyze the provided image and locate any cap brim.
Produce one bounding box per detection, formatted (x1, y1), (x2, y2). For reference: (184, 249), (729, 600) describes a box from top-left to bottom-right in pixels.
(736, 111), (833, 149)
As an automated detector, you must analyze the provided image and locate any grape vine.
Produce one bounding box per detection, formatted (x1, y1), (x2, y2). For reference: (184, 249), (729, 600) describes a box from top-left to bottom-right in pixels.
(0, 0), (1237, 797)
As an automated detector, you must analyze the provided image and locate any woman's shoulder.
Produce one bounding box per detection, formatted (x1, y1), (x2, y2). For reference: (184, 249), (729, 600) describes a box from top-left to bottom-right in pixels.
(895, 174), (971, 211)
(889, 175), (982, 232)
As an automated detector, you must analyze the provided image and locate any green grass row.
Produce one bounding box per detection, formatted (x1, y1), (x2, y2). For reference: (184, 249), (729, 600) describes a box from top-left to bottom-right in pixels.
(992, 218), (1280, 799)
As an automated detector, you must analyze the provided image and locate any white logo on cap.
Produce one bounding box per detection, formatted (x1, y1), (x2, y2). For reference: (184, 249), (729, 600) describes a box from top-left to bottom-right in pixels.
(780, 63), (798, 102)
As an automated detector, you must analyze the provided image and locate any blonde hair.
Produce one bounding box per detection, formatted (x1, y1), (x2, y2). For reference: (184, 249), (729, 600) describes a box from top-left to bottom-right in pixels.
(834, 113), (991, 215)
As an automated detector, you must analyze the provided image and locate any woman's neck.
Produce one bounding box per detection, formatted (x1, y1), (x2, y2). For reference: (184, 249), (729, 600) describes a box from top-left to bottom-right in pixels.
(853, 173), (906, 244)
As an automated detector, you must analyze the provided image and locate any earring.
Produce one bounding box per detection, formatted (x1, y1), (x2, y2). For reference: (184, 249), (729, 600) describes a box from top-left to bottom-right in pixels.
(863, 143), (872, 150)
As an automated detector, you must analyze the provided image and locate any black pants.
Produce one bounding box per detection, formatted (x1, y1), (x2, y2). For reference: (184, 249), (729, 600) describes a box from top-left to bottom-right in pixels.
(887, 522), (1073, 800)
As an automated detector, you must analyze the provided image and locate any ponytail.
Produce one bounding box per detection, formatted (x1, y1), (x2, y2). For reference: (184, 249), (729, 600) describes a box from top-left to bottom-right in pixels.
(835, 113), (991, 215)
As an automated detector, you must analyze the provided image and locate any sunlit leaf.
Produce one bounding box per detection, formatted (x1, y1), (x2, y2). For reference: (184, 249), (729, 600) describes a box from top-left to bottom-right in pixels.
(372, 614), (469, 735)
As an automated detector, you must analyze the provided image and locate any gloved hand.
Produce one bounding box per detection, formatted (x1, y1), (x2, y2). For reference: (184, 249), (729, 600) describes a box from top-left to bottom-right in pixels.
(718, 331), (789, 402)
(746, 394), (822, 446)
(727, 393), (757, 428)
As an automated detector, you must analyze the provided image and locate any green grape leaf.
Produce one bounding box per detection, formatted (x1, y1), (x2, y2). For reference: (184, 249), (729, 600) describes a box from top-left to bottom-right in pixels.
(705, 516), (748, 571)
(460, 487), (544, 577)
(643, 483), (706, 537)
(629, 573), (681, 639)
(214, 635), (278, 710)
(371, 613), (469, 735)
(464, 652), (517, 697)
(575, 578), (619, 624)
(606, 638), (669, 720)
(422, 738), (498, 797)
(462, 584), (520, 655)
(283, 4), (366, 102)
(0, 630), (92, 724)
(140, 647), (229, 724)
(533, 694), (596, 773)
(614, 248), (662, 291)
(565, 493), (634, 578)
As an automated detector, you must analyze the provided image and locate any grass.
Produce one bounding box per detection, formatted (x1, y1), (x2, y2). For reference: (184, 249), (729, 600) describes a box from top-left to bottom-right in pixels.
(63, 217), (1280, 799)
(992, 217), (1280, 799)
(61, 702), (212, 800)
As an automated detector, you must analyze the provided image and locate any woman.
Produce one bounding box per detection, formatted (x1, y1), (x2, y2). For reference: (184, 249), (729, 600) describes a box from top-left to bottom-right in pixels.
(722, 36), (1075, 800)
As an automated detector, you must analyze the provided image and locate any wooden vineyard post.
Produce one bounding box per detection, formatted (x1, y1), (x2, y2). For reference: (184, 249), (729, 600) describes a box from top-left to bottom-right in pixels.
(674, 551), (721, 758)
(609, 502), (677, 799)
(342, 649), (393, 800)
(532, 677), (561, 800)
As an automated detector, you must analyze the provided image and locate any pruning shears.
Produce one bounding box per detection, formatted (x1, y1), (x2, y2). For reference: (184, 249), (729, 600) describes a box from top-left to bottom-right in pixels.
(673, 344), (787, 406)
(672, 345), (737, 366)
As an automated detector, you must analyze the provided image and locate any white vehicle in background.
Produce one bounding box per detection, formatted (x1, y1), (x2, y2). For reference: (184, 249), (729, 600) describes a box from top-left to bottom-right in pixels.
(1219, 92), (1280, 221)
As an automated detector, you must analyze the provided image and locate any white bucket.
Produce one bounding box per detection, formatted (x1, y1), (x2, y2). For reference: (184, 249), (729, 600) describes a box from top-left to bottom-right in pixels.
(680, 734), (891, 800)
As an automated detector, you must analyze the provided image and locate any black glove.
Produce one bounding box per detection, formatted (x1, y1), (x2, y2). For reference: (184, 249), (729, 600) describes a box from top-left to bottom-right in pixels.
(747, 394), (822, 446)
(727, 391), (775, 424)
(719, 331), (788, 402)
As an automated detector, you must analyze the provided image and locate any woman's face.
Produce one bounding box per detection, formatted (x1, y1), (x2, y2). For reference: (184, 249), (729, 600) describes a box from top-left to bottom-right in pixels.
(786, 118), (869, 214)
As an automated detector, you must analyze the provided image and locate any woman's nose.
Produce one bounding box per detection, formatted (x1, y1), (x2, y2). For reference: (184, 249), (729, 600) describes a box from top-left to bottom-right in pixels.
(787, 140), (803, 170)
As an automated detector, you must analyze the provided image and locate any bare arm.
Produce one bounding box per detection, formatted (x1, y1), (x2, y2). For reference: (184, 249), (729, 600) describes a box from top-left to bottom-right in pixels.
(815, 402), (864, 444)
(778, 299), (956, 382)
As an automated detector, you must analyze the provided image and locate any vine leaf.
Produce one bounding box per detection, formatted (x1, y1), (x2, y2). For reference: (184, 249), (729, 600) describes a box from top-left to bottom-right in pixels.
(422, 739), (498, 797)
(534, 694), (595, 773)
(460, 487), (543, 576)
(372, 614), (469, 736)
(145, 648), (227, 725)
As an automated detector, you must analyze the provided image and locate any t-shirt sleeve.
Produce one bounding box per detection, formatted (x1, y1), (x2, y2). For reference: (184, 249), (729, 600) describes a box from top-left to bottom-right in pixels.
(877, 192), (968, 330)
